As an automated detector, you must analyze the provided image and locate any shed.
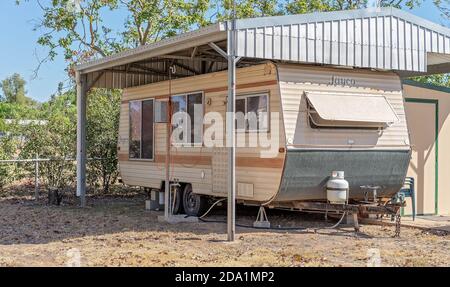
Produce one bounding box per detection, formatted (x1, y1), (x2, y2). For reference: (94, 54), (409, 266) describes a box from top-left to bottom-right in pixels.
(402, 80), (450, 216)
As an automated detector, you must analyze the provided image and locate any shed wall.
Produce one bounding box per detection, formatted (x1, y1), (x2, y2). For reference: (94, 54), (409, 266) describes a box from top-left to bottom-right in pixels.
(403, 83), (450, 215)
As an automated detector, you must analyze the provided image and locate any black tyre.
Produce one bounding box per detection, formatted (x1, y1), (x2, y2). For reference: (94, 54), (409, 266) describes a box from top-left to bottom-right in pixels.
(172, 184), (184, 215)
(182, 184), (208, 217)
(163, 182), (183, 215)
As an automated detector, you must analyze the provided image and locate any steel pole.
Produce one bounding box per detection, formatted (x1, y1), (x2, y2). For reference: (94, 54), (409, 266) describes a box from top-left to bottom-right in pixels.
(227, 19), (237, 242)
(165, 67), (174, 219)
(165, 107), (171, 219)
(76, 71), (87, 208)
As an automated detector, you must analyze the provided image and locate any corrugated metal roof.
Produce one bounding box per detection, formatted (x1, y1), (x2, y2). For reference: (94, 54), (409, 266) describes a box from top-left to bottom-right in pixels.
(76, 7), (450, 89)
(234, 7), (450, 73)
(76, 23), (226, 74)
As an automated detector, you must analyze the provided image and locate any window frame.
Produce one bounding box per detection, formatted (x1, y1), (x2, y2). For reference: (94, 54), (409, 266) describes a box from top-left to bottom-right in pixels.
(306, 99), (385, 131)
(235, 92), (270, 133)
(170, 91), (205, 147)
(128, 98), (155, 161)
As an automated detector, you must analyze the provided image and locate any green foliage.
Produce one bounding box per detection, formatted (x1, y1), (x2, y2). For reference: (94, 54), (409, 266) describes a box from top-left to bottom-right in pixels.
(16, 0), (210, 75)
(216, 0), (281, 19)
(86, 89), (121, 193)
(0, 73), (25, 104)
(1, 88), (121, 193)
(0, 116), (36, 190)
(0, 97), (43, 190)
(0, 101), (41, 120)
(0, 128), (17, 190)
(19, 91), (77, 189)
(121, 0), (210, 46)
(283, 0), (423, 15)
(411, 74), (450, 87)
(286, 0), (354, 14)
(0, 73), (35, 105)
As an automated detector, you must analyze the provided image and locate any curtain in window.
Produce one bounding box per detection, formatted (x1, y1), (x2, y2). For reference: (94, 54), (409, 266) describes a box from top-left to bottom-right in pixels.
(129, 101), (141, 158)
(171, 93), (203, 145)
(188, 93), (203, 144)
(142, 100), (154, 159)
(235, 94), (268, 131)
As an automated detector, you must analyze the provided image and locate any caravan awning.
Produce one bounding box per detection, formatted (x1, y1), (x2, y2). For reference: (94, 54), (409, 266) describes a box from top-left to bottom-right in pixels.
(305, 92), (399, 128)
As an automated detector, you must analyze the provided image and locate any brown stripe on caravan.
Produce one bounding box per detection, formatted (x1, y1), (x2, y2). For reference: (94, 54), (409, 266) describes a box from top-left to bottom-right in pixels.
(119, 153), (283, 168)
(236, 157), (284, 168)
(118, 153), (129, 161)
(122, 94), (169, 104)
(121, 80), (278, 104)
(155, 155), (212, 165)
(203, 80), (279, 94)
(118, 153), (212, 165)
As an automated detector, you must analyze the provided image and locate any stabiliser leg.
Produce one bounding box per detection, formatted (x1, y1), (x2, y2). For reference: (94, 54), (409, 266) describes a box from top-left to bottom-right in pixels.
(353, 212), (360, 233)
(253, 206), (271, 228)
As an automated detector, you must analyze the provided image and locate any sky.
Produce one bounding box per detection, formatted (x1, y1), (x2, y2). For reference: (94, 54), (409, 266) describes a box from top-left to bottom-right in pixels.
(0, 1), (67, 102)
(0, 1), (447, 103)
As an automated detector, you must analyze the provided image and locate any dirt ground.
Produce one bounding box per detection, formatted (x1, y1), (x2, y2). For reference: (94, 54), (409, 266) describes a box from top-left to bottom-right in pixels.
(0, 188), (449, 267)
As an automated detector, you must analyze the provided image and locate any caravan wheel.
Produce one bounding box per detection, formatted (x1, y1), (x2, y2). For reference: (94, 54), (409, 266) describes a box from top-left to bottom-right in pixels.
(172, 185), (183, 215)
(182, 184), (208, 217)
(164, 182), (183, 215)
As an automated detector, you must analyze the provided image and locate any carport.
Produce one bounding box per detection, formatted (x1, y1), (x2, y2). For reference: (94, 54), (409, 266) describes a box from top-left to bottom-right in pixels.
(75, 7), (450, 240)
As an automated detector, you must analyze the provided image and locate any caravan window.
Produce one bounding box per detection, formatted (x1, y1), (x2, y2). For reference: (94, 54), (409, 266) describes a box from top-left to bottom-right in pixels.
(236, 93), (269, 132)
(129, 99), (154, 160)
(171, 92), (204, 146)
(129, 101), (142, 158)
(305, 92), (399, 129)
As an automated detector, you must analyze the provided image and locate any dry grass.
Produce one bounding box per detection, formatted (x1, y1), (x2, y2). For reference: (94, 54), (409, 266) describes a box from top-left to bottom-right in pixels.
(0, 187), (449, 267)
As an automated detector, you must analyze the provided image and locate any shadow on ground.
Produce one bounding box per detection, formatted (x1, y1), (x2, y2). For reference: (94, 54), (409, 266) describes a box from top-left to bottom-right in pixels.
(0, 192), (370, 245)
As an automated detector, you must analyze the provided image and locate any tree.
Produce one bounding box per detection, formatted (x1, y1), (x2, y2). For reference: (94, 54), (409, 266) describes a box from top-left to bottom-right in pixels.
(121, 0), (210, 46)
(0, 134), (17, 191)
(17, 0), (210, 75)
(21, 91), (78, 190)
(0, 73), (27, 104)
(11, 88), (121, 194)
(412, 74), (450, 87)
(284, 0), (426, 14)
(0, 101), (41, 119)
(214, 0), (281, 20)
(86, 89), (121, 193)
(0, 117), (17, 190)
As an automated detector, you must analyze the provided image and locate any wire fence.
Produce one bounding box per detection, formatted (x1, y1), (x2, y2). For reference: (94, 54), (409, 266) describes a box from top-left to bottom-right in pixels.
(0, 157), (110, 200)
